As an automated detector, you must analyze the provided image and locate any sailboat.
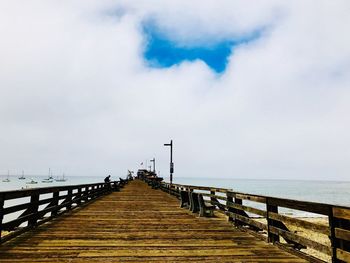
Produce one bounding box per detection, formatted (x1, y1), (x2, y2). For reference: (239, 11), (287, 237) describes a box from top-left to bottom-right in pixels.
(26, 178), (38, 184)
(42, 168), (54, 183)
(19, 170), (25, 180)
(48, 168), (53, 180)
(55, 173), (67, 182)
(2, 170), (10, 182)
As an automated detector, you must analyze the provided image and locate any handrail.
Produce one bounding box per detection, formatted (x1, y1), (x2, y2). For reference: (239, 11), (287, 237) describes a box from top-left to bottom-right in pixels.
(157, 180), (350, 263)
(0, 179), (127, 243)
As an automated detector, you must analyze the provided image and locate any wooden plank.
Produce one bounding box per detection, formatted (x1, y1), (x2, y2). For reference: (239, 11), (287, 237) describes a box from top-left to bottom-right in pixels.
(268, 212), (330, 235)
(337, 248), (350, 262)
(333, 207), (350, 220)
(227, 201), (267, 217)
(226, 212), (268, 231)
(269, 226), (332, 255)
(268, 198), (329, 215)
(335, 228), (350, 241)
(36, 239), (249, 247)
(202, 193), (227, 201)
(78, 249), (255, 257)
(228, 193), (267, 203)
(0, 259), (307, 263)
(169, 183), (230, 193)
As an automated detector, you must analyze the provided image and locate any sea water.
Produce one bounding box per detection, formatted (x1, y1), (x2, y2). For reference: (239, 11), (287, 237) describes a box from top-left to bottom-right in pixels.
(0, 175), (105, 192)
(172, 177), (350, 207)
(171, 177), (350, 217)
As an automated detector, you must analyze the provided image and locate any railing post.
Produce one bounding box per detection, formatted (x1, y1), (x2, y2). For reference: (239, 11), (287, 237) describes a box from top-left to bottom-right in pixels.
(76, 188), (82, 206)
(51, 191), (60, 216)
(100, 184), (105, 195)
(114, 181), (120, 191)
(266, 198), (280, 243)
(95, 185), (100, 197)
(226, 192), (234, 222)
(106, 182), (111, 193)
(83, 187), (89, 202)
(66, 189), (72, 210)
(88, 186), (93, 200)
(329, 206), (350, 263)
(234, 196), (243, 227)
(90, 185), (93, 199)
(28, 191), (40, 227)
(92, 185), (96, 199)
(210, 190), (215, 205)
(0, 194), (4, 240)
(329, 206), (338, 263)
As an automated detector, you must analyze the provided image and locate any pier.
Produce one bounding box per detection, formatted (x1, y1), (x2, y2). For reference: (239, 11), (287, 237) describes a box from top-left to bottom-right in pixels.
(0, 179), (349, 262)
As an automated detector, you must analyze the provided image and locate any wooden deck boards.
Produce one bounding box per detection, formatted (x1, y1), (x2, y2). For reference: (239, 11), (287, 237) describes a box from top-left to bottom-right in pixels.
(0, 180), (307, 262)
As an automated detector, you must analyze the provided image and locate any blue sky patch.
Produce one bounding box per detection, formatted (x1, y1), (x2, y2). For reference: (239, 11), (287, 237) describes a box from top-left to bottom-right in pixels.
(143, 23), (262, 73)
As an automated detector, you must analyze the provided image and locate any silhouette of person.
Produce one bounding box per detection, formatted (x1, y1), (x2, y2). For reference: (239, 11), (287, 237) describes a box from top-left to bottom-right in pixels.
(104, 175), (111, 183)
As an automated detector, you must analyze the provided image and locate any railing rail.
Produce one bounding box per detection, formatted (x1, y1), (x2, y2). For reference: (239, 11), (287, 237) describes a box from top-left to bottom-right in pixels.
(0, 180), (124, 243)
(157, 181), (350, 263)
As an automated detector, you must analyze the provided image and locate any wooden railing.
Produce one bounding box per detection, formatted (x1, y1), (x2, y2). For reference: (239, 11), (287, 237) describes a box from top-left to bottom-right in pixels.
(0, 180), (123, 243)
(158, 181), (350, 263)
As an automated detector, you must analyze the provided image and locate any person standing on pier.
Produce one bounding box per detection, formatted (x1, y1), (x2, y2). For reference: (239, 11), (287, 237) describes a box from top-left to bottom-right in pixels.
(104, 175), (111, 183)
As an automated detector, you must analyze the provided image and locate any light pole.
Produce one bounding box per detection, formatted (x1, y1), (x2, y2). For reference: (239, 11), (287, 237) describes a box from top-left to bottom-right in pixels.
(150, 158), (156, 173)
(164, 140), (174, 186)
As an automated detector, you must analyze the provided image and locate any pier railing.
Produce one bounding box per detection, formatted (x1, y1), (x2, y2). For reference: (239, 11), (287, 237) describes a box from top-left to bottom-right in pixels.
(0, 180), (123, 243)
(159, 181), (350, 263)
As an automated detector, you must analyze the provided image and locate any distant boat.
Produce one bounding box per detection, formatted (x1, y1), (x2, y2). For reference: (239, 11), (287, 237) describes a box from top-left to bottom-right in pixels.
(48, 168), (54, 180)
(26, 178), (38, 184)
(42, 178), (53, 183)
(55, 173), (67, 182)
(2, 170), (10, 182)
(42, 168), (54, 183)
(18, 170), (25, 180)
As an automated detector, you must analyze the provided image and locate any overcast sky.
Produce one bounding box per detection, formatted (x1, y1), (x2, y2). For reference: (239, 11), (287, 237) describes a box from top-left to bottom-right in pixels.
(0, 1), (349, 181)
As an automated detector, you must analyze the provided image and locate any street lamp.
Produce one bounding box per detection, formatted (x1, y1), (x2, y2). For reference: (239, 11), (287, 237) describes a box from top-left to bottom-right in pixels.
(164, 140), (174, 186)
(150, 158), (156, 173)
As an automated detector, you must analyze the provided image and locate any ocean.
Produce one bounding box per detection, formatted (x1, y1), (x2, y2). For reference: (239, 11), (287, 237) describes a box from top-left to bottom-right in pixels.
(171, 176), (350, 217)
(1, 175), (349, 217)
(172, 177), (350, 207)
(0, 175), (106, 192)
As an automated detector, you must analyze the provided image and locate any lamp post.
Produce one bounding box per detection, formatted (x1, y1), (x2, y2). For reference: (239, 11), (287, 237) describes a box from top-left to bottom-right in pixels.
(150, 158), (156, 173)
(164, 140), (174, 186)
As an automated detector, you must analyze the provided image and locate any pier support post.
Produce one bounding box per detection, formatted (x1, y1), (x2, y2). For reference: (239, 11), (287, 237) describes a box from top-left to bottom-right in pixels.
(210, 190), (215, 205)
(76, 188), (82, 205)
(266, 198), (280, 243)
(51, 191), (59, 216)
(66, 189), (72, 210)
(234, 196), (244, 227)
(83, 187), (88, 202)
(329, 207), (350, 263)
(226, 193), (234, 222)
(28, 192), (39, 227)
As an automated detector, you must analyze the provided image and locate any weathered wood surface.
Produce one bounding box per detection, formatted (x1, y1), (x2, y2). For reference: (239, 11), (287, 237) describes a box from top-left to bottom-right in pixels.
(0, 180), (307, 262)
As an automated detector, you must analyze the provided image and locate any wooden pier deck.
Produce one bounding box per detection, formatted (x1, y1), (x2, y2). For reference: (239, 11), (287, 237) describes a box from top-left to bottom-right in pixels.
(0, 180), (308, 262)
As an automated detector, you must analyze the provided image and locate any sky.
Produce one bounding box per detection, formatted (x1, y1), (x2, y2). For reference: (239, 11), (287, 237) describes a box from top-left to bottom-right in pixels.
(0, 1), (350, 181)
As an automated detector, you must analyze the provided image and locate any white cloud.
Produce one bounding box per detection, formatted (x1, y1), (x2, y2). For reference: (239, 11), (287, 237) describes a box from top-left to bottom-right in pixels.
(0, 1), (349, 181)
